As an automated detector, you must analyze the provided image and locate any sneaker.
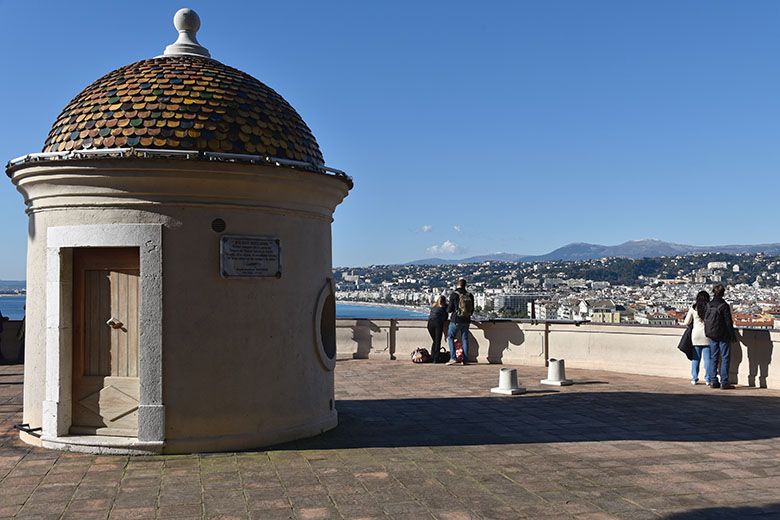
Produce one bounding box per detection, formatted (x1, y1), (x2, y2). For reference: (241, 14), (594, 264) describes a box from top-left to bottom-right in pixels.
(721, 383), (735, 390)
(691, 380), (698, 385)
(462, 360), (469, 366)
(445, 360), (457, 366)
(710, 382), (721, 389)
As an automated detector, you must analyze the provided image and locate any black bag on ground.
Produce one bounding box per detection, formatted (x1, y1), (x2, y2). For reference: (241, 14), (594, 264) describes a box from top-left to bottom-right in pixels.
(432, 346), (450, 363)
(678, 325), (694, 360)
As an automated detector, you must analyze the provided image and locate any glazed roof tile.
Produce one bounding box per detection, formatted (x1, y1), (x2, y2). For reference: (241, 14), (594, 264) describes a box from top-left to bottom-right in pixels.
(43, 56), (324, 165)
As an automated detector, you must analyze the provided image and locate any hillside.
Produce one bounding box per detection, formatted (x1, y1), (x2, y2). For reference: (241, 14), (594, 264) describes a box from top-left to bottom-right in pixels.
(406, 239), (780, 265)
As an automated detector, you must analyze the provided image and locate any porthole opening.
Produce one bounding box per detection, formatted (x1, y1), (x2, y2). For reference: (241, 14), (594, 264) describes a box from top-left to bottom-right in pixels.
(211, 218), (226, 233)
(314, 278), (337, 371)
(320, 294), (336, 360)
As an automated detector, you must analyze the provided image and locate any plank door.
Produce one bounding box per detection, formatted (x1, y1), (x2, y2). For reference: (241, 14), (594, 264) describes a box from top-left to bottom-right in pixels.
(71, 247), (141, 437)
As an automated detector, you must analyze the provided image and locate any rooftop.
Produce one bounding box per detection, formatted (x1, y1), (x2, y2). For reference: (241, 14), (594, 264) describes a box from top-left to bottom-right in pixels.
(2, 360), (780, 519)
(41, 55), (324, 165)
(7, 8), (334, 176)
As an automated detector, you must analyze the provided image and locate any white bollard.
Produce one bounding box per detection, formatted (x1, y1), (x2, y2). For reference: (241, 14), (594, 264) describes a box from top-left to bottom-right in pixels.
(491, 368), (526, 395)
(540, 358), (573, 386)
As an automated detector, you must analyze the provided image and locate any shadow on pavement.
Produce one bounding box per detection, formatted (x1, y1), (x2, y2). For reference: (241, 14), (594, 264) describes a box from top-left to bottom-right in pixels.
(276, 391), (780, 450)
(661, 502), (780, 519)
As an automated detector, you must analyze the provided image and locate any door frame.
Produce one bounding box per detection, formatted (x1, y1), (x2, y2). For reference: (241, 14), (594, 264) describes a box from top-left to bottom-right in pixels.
(42, 224), (164, 450)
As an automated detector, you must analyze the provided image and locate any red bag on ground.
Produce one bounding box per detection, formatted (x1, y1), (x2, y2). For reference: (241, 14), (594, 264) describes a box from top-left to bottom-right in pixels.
(411, 348), (431, 363)
(454, 339), (464, 363)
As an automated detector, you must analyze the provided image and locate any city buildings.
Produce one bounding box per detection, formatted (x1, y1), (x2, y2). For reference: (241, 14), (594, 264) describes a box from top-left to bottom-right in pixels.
(335, 253), (780, 327)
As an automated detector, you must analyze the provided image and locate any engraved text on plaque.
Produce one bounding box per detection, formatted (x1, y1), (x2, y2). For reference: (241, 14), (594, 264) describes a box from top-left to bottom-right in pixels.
(220, 235), (281, 278)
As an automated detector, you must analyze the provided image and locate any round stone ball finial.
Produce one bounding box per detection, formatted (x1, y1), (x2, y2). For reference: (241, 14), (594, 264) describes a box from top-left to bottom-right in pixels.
(174, 8), (200, 33)
(162, 7), (211, 58)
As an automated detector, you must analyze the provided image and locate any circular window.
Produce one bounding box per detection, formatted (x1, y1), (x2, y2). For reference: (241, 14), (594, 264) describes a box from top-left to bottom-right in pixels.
(211, 218), (226, 233)
(314, 278), (337, 371)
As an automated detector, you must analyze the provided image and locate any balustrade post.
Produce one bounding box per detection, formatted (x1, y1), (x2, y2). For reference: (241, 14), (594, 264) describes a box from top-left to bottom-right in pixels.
(544, 321), (550, 367)
(389, 319), (398, 360)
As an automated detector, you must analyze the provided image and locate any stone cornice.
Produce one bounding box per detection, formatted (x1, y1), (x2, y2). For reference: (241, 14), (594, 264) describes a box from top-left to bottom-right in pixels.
(9, 158), (350, 220)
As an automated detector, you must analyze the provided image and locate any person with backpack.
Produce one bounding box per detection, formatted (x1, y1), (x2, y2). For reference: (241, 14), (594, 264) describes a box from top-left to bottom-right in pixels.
(446, 278), (474, 365)
(684, 291), (714, 386)
(704, 284), (737, 390)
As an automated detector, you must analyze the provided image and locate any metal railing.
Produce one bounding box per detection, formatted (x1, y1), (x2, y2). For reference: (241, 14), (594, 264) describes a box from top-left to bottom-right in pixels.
(6, 147), (352, 186)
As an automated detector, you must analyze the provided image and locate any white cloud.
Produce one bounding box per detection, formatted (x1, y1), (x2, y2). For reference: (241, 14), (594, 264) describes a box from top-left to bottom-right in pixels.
(420, 225), (433, 233)
(426, 240), (464, 256)
(453, 226), (462, 233)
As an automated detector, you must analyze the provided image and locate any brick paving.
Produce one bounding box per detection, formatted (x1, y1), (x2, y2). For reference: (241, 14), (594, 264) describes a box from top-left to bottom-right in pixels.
(2, 360), (780, 519)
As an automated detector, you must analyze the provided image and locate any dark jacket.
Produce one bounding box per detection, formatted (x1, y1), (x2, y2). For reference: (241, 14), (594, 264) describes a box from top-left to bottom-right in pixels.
(428, 305), (448, 327)
(706, 296), (736, 342)
(447, 287), (471, 324)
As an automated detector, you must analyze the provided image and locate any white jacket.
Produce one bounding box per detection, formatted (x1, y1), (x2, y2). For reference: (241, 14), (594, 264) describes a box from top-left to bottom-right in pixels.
(684, 306), (709, 346)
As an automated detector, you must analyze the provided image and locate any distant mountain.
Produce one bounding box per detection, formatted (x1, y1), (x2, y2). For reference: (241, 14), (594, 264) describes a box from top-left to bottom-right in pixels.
(406, 239), (780, 265)
(407, 257), (452, 266)
(595, 239), (780, 259)
(529, 242), (609, 262)
(459, 252), (529, 263)
(408, 253), (529, 265)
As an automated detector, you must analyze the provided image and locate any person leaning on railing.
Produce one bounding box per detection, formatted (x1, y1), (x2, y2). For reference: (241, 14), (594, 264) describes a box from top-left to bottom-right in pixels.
(446, 278), (474, 366)
(427, 295), (449, 363)
(705, 284), (737, 390)
(684, 290), (715, 386)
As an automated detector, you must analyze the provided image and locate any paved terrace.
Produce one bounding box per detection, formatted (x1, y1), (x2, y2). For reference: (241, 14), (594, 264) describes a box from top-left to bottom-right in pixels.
(1, 360), (780, 520)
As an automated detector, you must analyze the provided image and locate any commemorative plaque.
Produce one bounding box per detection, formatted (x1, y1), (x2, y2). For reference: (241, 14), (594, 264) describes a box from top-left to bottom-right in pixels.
(220, 235), (281, 278)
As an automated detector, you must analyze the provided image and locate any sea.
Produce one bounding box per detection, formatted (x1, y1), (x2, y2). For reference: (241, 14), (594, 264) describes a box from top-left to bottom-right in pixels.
(0, 296), (427, 320)
(0, 295), (25, 320)
(335, 302), (428, 319)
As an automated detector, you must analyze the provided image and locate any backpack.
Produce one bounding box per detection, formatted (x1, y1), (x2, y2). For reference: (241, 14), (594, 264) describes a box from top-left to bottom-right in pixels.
(704, 301), (727, 340)
(457, 291), (474, 319)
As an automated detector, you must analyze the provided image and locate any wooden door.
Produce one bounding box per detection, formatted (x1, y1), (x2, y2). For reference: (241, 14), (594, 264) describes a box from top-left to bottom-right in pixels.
(72, 248), (140, 437)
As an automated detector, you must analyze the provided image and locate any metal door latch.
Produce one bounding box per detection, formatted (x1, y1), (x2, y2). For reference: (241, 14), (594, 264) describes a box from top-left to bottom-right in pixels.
(106, 317), (124, 329)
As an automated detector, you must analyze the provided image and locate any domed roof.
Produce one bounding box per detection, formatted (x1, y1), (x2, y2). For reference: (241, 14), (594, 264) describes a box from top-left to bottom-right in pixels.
(42, 56), (324, 165)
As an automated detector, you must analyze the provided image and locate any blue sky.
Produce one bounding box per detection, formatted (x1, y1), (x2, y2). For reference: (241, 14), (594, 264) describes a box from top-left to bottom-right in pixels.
(1, 1), (779, 279)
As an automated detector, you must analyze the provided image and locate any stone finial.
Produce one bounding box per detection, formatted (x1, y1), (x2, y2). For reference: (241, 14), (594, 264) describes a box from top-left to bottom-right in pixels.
(162, 8), (211, 58)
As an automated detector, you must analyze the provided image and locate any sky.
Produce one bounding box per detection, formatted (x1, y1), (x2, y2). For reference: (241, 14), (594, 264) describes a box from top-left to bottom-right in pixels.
(1, 1), (779, 279)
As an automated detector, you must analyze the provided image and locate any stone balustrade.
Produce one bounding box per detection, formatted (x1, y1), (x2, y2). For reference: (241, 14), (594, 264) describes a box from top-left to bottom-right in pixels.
(336, 319), (779, 389)
(5, 318), (776, 389)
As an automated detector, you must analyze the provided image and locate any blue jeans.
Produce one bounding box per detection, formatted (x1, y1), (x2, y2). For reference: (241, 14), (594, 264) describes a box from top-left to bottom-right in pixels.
(709, 339), (731, 385)
(691, 345), (713, 383)
(447, 321), (470, 361)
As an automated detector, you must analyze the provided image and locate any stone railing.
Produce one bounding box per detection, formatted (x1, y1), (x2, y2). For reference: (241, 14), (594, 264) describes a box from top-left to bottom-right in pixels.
(4, 318), (775, 388)
(336, 319), (779, 389)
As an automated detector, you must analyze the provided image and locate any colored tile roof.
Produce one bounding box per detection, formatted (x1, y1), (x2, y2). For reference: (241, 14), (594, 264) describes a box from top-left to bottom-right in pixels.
(43, 56), (324, 165)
